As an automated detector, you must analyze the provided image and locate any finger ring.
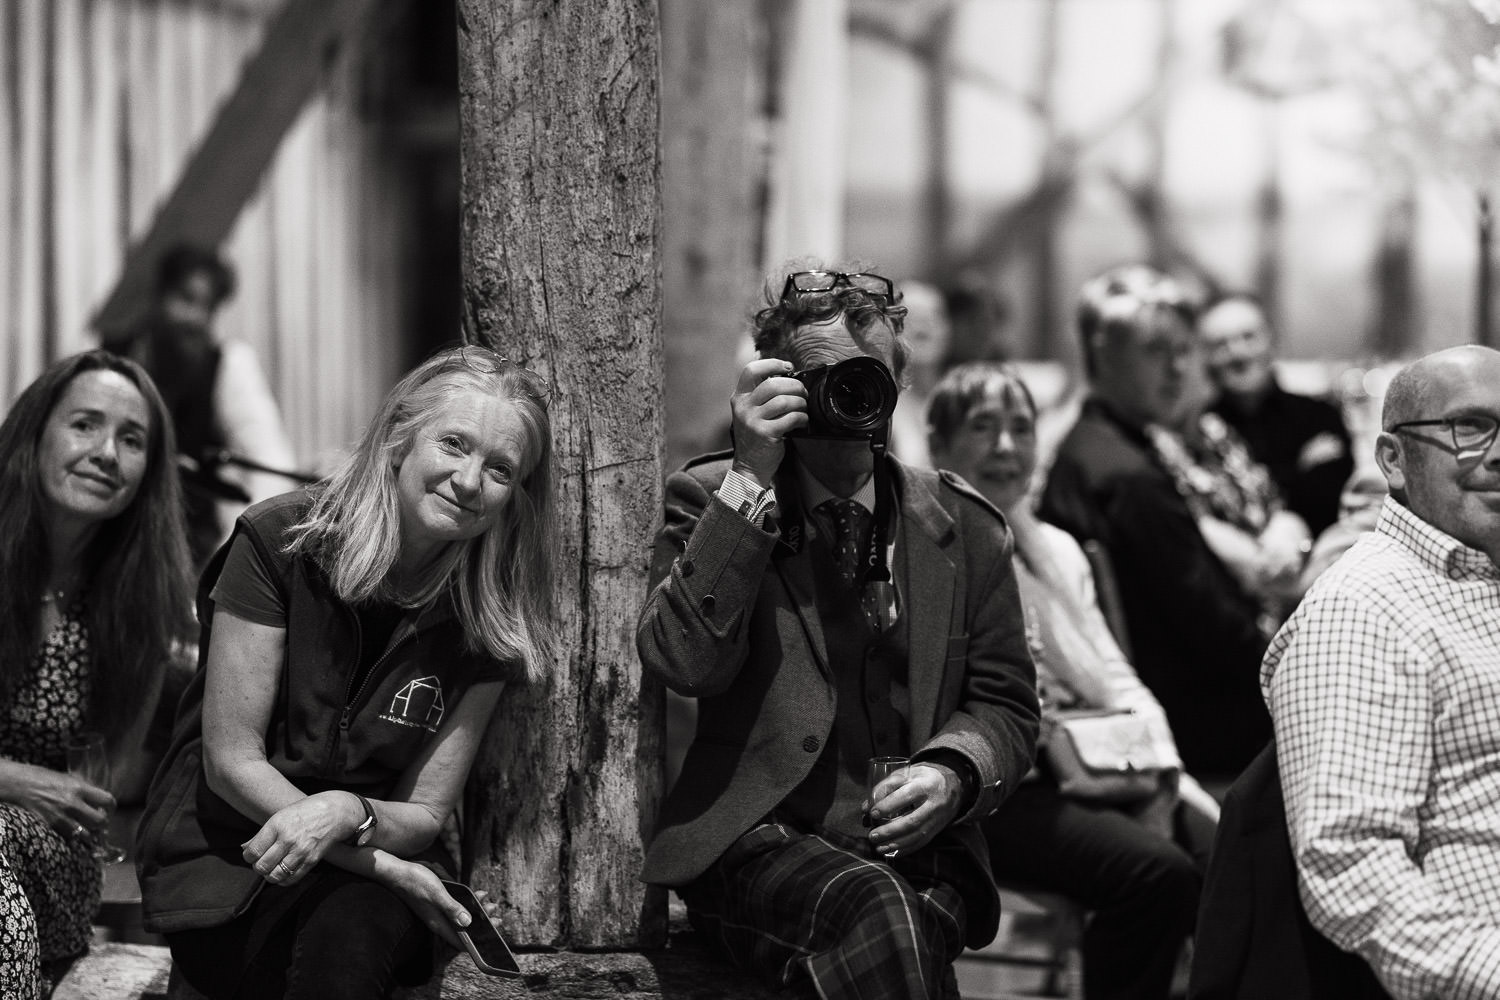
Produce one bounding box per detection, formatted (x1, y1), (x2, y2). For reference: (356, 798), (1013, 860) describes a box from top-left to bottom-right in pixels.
(71, 823), (85, 838)
(884, 848), (900, 859)
(274, 861), (296, 877)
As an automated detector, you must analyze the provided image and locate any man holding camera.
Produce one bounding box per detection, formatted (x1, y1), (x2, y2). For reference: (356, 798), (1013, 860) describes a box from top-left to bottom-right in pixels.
(637, 268), (1039, 999)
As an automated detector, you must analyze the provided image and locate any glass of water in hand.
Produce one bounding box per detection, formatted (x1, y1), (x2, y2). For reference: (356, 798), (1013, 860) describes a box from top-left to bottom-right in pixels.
(867, 756), (910, 807)
(64, 731), (125, 863)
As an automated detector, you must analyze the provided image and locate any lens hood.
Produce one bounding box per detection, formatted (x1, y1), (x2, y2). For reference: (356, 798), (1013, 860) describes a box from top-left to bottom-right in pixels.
(792, 356), (898, 439)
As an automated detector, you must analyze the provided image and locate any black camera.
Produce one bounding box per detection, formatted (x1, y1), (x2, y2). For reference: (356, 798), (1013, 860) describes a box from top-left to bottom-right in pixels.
(790, 356), (898, 440)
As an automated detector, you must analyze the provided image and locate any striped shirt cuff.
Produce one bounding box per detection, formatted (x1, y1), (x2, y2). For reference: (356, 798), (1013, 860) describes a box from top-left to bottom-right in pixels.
(717, 468), (778, 528)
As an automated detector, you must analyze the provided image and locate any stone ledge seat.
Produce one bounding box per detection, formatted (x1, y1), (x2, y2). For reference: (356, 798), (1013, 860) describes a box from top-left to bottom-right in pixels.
(55, 933), (783, 1000)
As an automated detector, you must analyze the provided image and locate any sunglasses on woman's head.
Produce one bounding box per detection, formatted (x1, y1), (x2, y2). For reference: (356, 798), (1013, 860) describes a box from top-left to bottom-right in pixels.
(453, 345), (553, 404)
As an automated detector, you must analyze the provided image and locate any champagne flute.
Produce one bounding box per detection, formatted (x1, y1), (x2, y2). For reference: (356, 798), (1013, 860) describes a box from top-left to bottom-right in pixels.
(64, 731), (125, 863)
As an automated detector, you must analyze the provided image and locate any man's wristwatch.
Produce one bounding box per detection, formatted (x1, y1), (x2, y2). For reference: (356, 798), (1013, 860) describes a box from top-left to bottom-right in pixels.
(348, 792), (377, 847)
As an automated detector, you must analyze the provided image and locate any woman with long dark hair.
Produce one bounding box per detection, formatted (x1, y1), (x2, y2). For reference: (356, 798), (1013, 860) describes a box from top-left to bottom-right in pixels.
(0, 350), (194, 996)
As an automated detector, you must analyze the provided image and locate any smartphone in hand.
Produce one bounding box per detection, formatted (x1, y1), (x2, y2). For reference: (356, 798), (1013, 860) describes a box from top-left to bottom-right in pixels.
(440, 879), (521, 977)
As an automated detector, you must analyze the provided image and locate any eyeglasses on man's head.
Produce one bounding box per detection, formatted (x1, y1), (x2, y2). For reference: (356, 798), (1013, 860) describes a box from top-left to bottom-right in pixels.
(780, 271), (895, 308)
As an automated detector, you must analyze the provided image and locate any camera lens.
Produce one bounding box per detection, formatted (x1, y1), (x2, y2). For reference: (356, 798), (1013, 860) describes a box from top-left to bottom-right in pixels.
(789, 357), (898, 439)
(824, 358), (897, 433)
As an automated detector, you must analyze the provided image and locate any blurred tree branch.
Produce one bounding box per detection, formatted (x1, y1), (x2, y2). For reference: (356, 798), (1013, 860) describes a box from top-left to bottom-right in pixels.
(1338, 0), (1500, 345)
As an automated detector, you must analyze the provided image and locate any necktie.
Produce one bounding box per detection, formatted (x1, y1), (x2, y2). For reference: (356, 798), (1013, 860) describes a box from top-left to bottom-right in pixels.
(821, 498), (873, 591)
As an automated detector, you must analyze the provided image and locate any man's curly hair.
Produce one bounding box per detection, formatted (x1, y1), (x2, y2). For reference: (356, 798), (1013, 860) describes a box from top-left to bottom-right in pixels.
(750, 261), (911, 383)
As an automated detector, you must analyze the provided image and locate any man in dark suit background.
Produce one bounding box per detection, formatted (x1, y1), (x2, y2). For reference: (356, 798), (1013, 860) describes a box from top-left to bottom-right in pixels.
(1198, 292), (1354, 538)
(1040, 266), (1270, 779)
(636, 267), (1039, 1000)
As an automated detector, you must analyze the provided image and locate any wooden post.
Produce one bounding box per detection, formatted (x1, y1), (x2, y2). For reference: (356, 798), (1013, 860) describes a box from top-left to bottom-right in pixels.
(1478, 191), (1494, 349)
(1371, 185), (1417, 359)
(660, 0), (767, 471)
(455, 0), (665, 951)
(918, 5), (956, 274)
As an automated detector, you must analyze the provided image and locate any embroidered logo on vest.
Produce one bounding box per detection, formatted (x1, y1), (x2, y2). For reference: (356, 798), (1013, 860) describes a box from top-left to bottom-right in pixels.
(379, 675), (445, 733)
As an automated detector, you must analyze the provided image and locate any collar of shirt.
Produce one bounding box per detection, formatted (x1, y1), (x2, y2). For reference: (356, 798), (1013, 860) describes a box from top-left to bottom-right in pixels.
(794, 461), (901, 588)
(796, 464), (878, 514)
(1377, 495), (1500, 581)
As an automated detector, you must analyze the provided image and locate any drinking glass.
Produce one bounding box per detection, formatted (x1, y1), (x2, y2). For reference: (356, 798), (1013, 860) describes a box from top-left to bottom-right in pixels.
(65, 731), (125, 863)
(866, 755), (910, 807)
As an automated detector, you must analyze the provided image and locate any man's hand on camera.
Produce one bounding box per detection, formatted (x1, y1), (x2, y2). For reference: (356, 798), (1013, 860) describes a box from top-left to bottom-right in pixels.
(730, 358), (807, 486)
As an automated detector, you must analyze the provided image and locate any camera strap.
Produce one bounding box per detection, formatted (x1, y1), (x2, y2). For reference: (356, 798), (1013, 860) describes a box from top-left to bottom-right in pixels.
(862, 426), (898, 633)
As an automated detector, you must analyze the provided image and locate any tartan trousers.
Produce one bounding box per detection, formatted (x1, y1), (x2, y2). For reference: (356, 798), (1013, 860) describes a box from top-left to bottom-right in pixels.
(678, 822), (967, 1000)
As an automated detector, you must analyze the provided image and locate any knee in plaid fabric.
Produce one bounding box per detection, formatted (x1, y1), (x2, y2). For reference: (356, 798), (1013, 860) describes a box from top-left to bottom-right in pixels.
(680, 823), (966, 1000)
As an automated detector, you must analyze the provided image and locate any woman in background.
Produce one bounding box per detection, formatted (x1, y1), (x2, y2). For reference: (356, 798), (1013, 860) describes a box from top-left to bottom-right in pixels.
(138, 346), (559, 1000)
(929, 361), (1217, 1000)
(0, 351), (194, 997)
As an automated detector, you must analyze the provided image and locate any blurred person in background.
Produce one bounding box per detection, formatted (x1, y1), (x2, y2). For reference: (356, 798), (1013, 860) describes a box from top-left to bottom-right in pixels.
(1296, 465), (1388, 595)
(0, 351), (194, 997)
(1144, 339), (1312, 632)
(943, 273), (1011, 367)
(137, 347), (557, 1000)
(1197, 293), (1353, 537)
(1041, 266), (1270, 779)
(103, 243), (299, 567)
(930, 362), (1216, 1000)
(888, 279), (953, 469)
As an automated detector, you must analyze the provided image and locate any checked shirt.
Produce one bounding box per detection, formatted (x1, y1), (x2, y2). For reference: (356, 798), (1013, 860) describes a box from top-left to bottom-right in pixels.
(1263, 498), (1500, 1000)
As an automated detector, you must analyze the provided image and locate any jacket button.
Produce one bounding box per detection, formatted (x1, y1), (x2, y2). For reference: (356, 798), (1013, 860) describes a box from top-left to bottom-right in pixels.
(680, 559), (695, 578)
(699, 594), (715, 616)
(802, 736), (820, 753)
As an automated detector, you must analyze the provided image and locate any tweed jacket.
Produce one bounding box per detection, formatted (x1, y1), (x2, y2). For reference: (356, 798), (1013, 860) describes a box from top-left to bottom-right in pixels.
(636, 451), (1040, 945)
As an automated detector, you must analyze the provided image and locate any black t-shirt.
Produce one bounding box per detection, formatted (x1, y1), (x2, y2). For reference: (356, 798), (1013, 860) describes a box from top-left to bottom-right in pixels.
(211, 533), (405, 697)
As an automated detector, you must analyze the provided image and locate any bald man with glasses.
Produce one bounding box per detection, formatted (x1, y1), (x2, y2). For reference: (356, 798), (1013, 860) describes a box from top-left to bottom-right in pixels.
(1262, 345), (1500, 1000)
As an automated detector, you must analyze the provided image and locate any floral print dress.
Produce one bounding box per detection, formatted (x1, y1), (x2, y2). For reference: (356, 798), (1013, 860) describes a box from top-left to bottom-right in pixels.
(0, 601), (102, 998)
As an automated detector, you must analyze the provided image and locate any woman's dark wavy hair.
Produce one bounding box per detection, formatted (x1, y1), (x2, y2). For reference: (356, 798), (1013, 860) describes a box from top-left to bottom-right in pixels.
(751, 261), (911, 382)
(0, 351), (194, 748)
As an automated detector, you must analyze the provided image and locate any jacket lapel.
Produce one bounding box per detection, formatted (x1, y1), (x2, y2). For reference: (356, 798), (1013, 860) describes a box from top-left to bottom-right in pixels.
(894, 463), (957, 744)
(766, 459), (959, 694)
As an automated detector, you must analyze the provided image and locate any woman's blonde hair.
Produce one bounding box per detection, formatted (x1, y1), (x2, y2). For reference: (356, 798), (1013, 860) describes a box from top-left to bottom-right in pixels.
(284, 346), (559, 684)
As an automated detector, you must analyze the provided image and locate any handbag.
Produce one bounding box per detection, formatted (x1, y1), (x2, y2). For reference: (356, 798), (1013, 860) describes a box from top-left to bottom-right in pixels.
(1045, 708), (1169, 804)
